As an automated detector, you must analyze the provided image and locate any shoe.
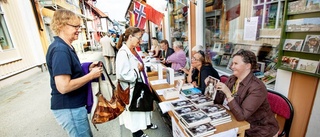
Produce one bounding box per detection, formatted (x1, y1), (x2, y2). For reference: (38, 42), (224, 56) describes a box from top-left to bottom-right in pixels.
(147, 123), (158, 130)
(112, 73), (116, 75)
(141, 134), (149, 137)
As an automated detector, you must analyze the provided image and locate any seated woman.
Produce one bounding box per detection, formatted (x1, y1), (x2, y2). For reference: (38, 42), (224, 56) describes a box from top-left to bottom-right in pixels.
(182, 51), (220, 93)
(149, 37), (161, 58)
(216, 49), (279, 137)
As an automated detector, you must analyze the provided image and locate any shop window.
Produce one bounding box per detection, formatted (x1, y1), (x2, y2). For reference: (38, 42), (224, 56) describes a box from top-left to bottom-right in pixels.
(253, 0), (284, 29)
(0, 7), (14, 51)
(168, 0), (189, 54)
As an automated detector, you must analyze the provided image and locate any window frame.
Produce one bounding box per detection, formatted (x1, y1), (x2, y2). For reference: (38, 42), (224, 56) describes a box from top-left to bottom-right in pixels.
(0, 6), (14, 52)
(252, 0), (284, 29)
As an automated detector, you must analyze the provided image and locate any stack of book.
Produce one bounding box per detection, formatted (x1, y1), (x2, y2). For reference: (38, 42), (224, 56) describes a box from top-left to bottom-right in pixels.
(185, 123), (217, 137)
(191, 97), (214, 108)
(199, 104), (226, 116)
(209, 112), (232, 126)
(170, 100), (194, 109)
(173, 105), (199, 118)
(179, 111), (211, 128)
(185, 93), (206, 101)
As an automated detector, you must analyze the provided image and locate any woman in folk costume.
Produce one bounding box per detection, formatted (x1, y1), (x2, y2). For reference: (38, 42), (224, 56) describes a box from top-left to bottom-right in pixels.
(116, 27), (157, 137)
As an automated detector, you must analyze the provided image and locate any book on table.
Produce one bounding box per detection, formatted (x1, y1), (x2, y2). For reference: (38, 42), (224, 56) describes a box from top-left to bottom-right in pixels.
(191, 97), (214, 107)
(171, 100), (194, 109)
(185, 123), (216, 137)
(199, 104), (226, 116)
(209, 112), (232, 126)
(173, 105), (199, 118)
(163, 79), (184, 100)
(181, 88), (202, 96)
(179, 111), (211, 128)
(181, 83), (194, 90)
(185, 93), (206, 101)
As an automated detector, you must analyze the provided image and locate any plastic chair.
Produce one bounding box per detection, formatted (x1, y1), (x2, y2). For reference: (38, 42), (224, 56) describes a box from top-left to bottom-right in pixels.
(220, 75), (229, 83)
(267, 90), (294, 137)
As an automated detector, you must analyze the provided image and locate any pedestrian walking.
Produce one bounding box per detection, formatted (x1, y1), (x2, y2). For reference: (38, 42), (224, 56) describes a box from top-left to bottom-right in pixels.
(46, 9), (102, 137)
(100, 33), (116, 75)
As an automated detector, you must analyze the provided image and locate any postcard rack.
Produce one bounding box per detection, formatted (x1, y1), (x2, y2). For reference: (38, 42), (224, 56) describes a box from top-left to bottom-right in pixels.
(277, 0), (320, 78)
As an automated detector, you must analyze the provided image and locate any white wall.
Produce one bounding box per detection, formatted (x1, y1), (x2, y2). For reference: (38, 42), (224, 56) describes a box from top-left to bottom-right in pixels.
(274, 69), (292, 97)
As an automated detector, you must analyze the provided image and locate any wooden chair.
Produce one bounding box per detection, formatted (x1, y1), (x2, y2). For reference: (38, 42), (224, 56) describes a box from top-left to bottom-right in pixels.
(267, 90), (294, 137)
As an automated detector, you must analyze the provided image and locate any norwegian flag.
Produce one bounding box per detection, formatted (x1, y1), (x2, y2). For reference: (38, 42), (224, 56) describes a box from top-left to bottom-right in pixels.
(134, 1), (147, 29)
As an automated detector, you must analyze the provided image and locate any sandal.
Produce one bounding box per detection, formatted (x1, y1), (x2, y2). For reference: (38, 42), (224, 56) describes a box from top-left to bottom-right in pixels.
(147, 123), (158, 130)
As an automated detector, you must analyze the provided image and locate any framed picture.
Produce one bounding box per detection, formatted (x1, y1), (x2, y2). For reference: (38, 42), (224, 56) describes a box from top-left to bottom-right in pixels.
(296, 59), (319, 73)
(306, 0), (320, 11)
(301, 35), (320, 54)
(220, 55), (231, 66)
(283, 39), (304, 51)
(281, 56), (300, 69)
(212, 42), (222, 52)
(286, 18), (320, 32)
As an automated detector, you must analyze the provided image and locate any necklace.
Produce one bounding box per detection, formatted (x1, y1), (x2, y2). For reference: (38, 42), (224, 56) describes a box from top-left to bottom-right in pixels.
(232, 80), (239, 96)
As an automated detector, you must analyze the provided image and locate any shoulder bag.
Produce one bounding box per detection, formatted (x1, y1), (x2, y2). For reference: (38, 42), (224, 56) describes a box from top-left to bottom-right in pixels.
(117, 50), (131, 105)
(129, 70), (154, 111)
(91, 62), (125, 128)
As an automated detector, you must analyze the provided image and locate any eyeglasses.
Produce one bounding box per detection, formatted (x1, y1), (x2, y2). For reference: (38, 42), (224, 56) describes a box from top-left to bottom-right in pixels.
(191, 57), (200, 61)
(132, 35), (142, 40)
(67, 24), (81, 29)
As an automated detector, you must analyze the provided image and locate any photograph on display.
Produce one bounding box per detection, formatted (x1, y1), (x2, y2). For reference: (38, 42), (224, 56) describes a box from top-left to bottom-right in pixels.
(204, 76), (220, 98)
(288, 1), (307, 14)
(212, 42), (222, 52)
(286, 18), (320, 32)
(223, 42), (234, 54)
(301, 35), (320, 53)
(296, 59), (319, 73)
(306, 0), (320, 11)
(281, 56), (300, 70)
(220, 55), (231, 66)
(283, 39), (304, 51)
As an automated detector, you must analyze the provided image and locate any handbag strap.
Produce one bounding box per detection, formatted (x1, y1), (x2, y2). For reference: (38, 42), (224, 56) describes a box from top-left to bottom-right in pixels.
(134, 69), (144, 83)
(100, 61), (116, 90)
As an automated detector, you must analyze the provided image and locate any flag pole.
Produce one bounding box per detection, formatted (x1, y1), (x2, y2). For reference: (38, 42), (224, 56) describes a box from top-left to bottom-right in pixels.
(147, 20), (151, 52)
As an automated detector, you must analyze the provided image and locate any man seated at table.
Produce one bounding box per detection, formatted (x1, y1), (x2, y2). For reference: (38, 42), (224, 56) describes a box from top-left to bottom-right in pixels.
(159, 39), (174, 67)
(166, 41), (186, 71)
(181, 51), (220, 93)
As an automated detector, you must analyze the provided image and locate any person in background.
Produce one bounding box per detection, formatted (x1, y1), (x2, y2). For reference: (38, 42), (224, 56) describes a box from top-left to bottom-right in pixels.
(100, 32), (116, 75)
(140, 29), (149, 53)
(159, 39), (174, 67)
(215, 49), (279, 137)
(182, 50), (220, 93)
(166, 41), (186, 71)
(46, 9), (102, 137)
(149, 37), (161, 57)
(116, 27), (157, 137)
(111, 33), (119, 56)
(157, 27), (163, 42)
